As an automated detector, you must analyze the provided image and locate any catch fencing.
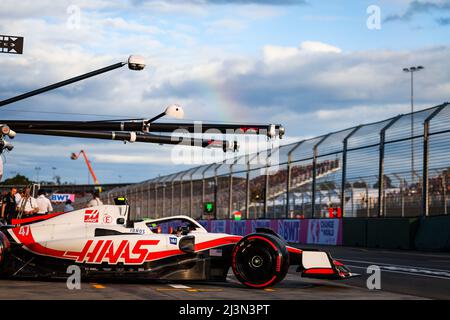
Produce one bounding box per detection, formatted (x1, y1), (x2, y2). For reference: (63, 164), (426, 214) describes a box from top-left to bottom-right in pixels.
(101, 102), (450, 220)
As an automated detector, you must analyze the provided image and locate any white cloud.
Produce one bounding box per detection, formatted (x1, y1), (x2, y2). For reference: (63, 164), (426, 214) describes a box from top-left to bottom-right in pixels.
(263, 40), (341, 62)
(263, 45), (300, 63)
(299, 41), (342, 53)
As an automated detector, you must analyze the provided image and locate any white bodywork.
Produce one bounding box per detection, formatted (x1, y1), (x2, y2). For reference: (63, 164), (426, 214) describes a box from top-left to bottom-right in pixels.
(302, 251), (333, 269)
(7, 205), (240, 265)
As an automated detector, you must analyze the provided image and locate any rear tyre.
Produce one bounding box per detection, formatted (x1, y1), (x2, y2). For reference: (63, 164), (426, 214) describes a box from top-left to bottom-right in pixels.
(231, 233), (289, 288)
(0, 231), (11, 276)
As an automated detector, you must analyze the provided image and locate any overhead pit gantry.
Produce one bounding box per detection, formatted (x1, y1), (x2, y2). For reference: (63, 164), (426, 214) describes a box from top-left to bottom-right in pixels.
(0, 55), (284, 156)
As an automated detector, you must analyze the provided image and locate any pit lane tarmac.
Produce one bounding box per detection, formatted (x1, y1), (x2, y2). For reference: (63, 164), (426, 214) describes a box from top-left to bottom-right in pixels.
(0, 246), (448, 300)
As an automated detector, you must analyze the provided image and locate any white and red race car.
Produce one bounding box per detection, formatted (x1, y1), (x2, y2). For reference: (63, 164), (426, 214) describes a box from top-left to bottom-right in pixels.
(0, 199), (354, 288)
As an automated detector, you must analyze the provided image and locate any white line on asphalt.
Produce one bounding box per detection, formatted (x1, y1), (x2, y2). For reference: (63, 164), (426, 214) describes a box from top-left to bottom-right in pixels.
(338, 259), (450, 273)
(376, 250), (450, 259)
(345, 264), (450, 280)
(169, 284), (191, 289)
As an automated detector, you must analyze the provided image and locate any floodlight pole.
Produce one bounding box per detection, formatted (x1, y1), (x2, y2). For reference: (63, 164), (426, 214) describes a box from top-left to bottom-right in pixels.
(403, 66), (424, 185)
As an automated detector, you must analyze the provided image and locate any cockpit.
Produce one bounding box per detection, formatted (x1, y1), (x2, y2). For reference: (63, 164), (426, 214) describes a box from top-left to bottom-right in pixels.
(144, 217), (205, 235)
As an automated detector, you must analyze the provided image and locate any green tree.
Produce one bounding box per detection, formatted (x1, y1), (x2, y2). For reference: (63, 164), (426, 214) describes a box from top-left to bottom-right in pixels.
(0, 174), (32, 186)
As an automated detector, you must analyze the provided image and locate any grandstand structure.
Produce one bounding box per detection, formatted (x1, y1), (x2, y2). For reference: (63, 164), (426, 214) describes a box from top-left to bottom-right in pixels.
(101, 102), (450, 220)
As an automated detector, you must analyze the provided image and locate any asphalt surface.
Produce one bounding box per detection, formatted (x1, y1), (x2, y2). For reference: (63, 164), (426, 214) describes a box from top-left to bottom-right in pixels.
(0, 245), (448, 300)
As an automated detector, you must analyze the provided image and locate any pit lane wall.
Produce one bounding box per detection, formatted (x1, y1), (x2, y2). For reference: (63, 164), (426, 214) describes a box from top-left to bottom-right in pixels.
(198, 219), (343, 246)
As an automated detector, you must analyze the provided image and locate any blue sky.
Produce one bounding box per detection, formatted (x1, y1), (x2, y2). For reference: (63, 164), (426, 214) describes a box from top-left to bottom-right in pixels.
(0, 0), (449, 184)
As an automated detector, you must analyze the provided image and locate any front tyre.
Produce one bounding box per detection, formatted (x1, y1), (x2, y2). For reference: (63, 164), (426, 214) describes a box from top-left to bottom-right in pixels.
(231, 233), (289, 288)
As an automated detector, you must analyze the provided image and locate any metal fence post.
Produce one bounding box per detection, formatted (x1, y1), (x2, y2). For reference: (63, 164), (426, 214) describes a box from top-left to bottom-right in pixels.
(189, 168), (193, 217)
(245, 158), (251, 220)
(147, 181), (151, 217)
(422, 103), (447, 216)
(161, 183), (165, 218)
(189, 167), (202, 218)
(285, 141), (304, 219)
(341, 126), (362, 217)
(286, 153), (292, 219)
(214, 166), (218, 220)
(264, 168), (269, 219)
(263, 150), (271, 219)
(141, 183), (145, 218)
(378, 115), (402, 217)
(189, 171), (194, 218)
(179, 177), (183, 215)
(170, 180), (174, 216)
(229, 162), (235, 219)
(154, 183), (158, 216)
(312, 134), (330, 218)
(179, 171), (188, 215)
(201, 176), (205, 206)
(201, 164), (215, 217)
(444, 170), (448, 215)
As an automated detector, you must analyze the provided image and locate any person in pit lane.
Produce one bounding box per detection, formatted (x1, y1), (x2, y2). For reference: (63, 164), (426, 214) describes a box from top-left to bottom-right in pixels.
(87, 190), (103, 207)
(17, 187), (39, 217)
(36, 189), (53, 215)
(1, 187), (18, 224)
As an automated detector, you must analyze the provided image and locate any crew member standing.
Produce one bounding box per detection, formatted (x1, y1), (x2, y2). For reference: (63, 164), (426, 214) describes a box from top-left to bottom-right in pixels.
(1, 187), (18, 223)
(87, 191), (103, 207)
(14, 188), (22, 207)
(36, 189), (53, 215)
(17, 187), (39, 217)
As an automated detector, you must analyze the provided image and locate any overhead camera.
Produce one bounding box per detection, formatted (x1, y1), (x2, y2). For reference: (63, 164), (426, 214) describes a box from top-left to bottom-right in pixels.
(127, 55), (146, 71)
(164, 104), (184, 120)
(1, 125), (16, 139)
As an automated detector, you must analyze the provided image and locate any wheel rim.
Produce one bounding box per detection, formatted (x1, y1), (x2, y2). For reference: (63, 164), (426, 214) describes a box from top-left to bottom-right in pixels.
(235, 239), (277, 285)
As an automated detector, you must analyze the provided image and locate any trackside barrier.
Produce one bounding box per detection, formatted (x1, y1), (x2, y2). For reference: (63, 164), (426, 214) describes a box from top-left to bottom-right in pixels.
(174, 216), (447, 251)
(198, 219), (343, 245)
(342, 218), (368, 247)
(341, 218), (419, 250)
(415, 215), (450, 251)
(366, 218), (419, 250)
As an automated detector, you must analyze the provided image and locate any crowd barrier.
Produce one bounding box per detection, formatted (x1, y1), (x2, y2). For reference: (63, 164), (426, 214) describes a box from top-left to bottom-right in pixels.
(196, 216), (449, 251)
(198, 219), (343, 245)
(415, 215), (450, 251)
(342, 218), (419, 250)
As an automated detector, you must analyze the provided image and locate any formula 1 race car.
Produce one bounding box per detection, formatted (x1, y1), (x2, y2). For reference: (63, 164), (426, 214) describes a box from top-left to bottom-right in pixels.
(0, 199), (354, 288)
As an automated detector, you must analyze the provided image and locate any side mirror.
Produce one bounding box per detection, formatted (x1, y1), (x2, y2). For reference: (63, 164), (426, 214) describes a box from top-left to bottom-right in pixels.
(116, 218), (125, 225)
(179, 236), (195, 254)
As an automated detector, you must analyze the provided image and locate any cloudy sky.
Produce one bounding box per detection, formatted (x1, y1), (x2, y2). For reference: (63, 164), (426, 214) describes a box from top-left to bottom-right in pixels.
(0, 0), (449, 184)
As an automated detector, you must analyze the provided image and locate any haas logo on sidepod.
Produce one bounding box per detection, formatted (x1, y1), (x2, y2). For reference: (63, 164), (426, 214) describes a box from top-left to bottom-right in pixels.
(70, 240), (160, 264)
(84, 210), (99, 223)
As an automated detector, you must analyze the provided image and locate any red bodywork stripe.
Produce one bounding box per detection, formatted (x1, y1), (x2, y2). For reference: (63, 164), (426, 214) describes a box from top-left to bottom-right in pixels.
(333, 260), (344, 266)
(303, 268), (335, 275)
(147, 236), (242, 261)
(12, 226), (242, 263)
(11, 212), (66, 225)
(195, 236), (242, 251)
(287, 247), (302, 254)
